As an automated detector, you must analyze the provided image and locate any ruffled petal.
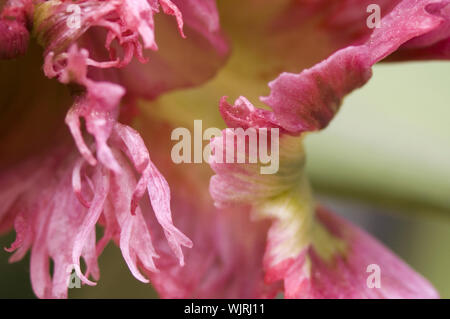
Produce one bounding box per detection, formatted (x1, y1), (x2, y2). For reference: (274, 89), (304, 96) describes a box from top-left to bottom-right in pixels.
(1, 0), (207, 298)
(108, 149), (159, 282)
(260, 0), (450, 134)
(71, 165), (109, 286)
(111, 124), (192, 265)
(261, 47), (372, 133)
(3, 133), (192, 297)
(34, 0), (229, 178)
(2, 147), (102, 298)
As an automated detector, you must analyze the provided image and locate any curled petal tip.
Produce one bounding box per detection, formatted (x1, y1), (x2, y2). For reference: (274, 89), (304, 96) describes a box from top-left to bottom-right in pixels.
(73, 264), (97, 287)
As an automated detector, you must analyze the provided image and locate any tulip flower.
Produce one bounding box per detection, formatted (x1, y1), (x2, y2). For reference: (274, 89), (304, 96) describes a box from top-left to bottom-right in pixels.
(0, 0), (448, 298)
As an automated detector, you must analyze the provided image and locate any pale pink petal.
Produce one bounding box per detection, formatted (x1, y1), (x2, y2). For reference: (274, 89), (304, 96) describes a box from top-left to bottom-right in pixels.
(119, 214), (151, 283)
(121, 0), (158, 50)
(108, 149), (159, 280)
(30, 227), (52, 299)
(72, 166), (109, 286)
(111, 124), (192, 267)
(44, 45), (124, 173)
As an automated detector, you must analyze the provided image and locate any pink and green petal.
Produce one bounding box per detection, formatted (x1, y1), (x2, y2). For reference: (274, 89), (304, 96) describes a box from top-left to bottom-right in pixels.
(209, 107), (439, 298)
(208, 1), (450, 297)
(265, 206), (438, 298)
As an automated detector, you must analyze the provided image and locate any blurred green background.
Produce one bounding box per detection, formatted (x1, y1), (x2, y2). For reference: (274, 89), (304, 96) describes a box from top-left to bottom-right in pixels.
(0, 61), (449, 298)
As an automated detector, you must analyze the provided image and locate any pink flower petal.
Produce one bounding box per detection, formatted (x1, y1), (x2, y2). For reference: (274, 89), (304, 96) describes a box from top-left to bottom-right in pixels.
(72, 166), (109, 286)
(264, 207), (439, 299)
(258, 0), (450, 134)
(111, 124), (192, 266)
(108, 148), (160, 280)
(2, 125), (192, 296)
